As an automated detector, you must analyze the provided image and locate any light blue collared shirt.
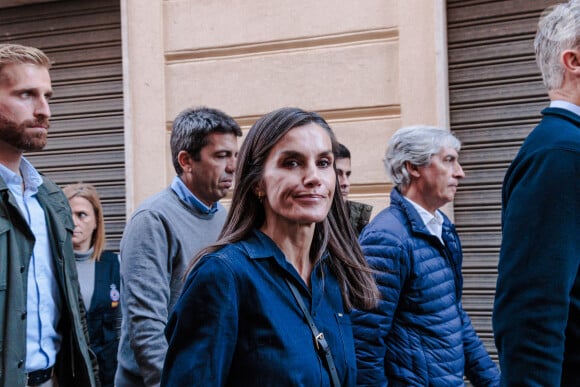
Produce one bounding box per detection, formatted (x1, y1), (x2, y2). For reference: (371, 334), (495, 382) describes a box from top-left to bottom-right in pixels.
(0, 157), (62, 371)
(403, 195), (445, 244)
(550, 100), (580, 116)
(170, 176), (218, 215)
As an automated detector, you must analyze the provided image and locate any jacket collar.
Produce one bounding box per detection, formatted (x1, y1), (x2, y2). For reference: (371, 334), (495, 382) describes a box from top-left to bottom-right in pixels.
(390, 187), (459, 244)
(542, 106), (580, 127)
(390, 188), (438, 237)
(36, 176), (74, 261)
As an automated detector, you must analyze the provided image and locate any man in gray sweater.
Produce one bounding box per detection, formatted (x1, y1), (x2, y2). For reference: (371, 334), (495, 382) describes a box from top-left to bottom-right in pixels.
(116, 107), (242, 387)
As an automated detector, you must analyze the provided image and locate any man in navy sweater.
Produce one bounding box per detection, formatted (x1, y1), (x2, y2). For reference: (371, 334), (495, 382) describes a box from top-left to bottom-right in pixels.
(493, 1), (580, 385)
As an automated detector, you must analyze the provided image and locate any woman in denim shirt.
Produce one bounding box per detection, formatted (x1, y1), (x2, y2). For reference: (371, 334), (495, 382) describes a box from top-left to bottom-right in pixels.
(161, 107), (379, 386)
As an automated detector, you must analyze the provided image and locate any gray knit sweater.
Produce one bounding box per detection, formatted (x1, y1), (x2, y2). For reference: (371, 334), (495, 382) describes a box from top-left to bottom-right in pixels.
(116, 187), (227, 387)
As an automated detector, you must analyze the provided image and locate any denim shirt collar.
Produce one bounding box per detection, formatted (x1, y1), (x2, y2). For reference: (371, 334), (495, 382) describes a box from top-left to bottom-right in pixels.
(241, 229), (330, 290)
(242, 229), (329, 261)
(241, 229), (330, 309)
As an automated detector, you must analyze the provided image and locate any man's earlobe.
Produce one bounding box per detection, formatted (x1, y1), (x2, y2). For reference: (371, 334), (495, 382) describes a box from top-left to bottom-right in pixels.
(406, 161), (420, 177)
(562, 49), (580, 73)
(177, 150), (192, 170)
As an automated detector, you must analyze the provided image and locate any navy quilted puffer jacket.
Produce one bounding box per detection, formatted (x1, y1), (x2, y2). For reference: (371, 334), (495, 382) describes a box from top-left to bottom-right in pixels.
(351, 188), (499, 386)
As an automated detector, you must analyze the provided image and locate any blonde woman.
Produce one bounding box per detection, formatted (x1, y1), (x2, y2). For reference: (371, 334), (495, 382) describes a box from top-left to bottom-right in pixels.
(63, 183), (120, 387)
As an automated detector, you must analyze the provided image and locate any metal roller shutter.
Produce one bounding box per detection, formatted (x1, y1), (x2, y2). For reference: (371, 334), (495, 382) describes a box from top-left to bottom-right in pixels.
(447, 0), (561, 361)
(0, 0), (125, 251)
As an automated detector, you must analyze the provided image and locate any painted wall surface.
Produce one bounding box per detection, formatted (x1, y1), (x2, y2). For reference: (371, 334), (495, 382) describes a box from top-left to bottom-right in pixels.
(122, 0), (448, 218)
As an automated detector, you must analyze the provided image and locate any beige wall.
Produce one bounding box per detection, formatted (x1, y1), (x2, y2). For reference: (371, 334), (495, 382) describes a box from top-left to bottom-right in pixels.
(122, 0), (449, 217)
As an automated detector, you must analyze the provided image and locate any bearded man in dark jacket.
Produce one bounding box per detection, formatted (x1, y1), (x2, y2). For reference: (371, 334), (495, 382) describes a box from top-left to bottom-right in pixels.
(0, 43), (98, 387)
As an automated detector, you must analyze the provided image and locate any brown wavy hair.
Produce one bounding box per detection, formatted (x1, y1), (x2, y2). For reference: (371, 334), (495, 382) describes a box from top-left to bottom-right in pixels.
(187, 107), (378, 310)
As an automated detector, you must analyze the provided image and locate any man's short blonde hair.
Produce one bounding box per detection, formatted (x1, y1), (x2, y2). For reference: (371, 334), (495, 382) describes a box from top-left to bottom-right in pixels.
(0, 43), (51, 72)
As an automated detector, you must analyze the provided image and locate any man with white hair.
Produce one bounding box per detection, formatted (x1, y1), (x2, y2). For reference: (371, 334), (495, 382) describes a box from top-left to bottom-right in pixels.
(493, 1), (580, 385)
(352, 126), (499, 386)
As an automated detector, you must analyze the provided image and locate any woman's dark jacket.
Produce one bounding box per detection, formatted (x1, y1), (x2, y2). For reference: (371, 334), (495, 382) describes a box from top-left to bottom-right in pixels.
(87, 251), (121, 387)
(351, 188), (499, 386)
